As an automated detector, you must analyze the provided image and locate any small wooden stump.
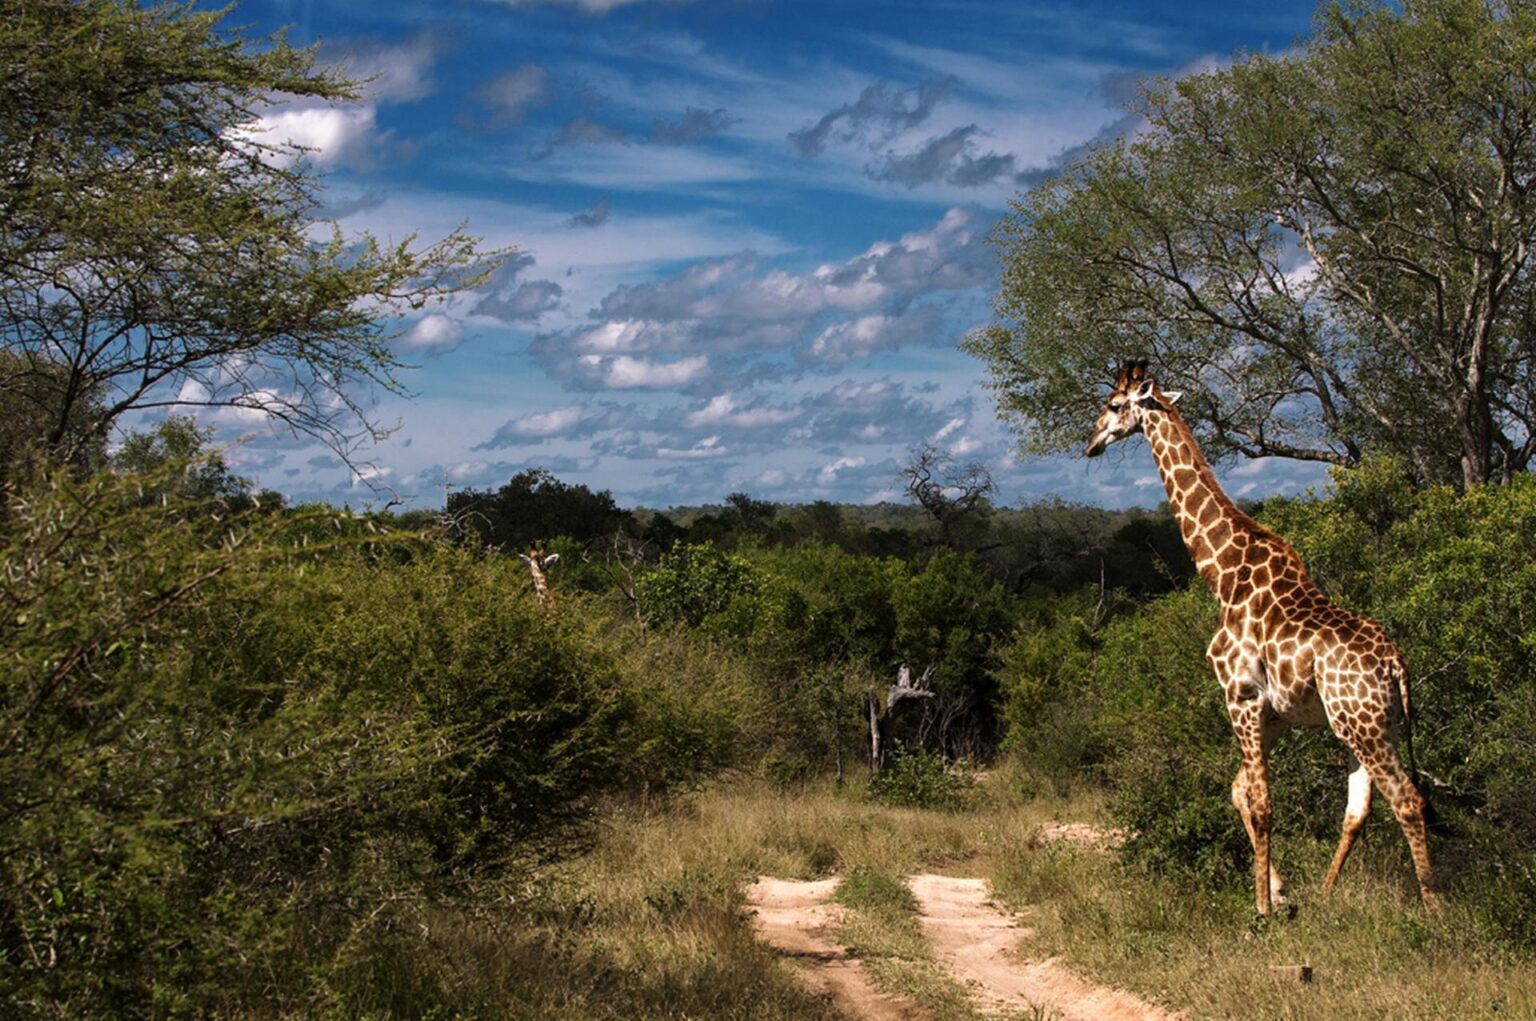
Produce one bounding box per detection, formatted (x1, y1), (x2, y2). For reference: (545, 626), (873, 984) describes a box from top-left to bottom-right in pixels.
(1269, 964), (1314, 983)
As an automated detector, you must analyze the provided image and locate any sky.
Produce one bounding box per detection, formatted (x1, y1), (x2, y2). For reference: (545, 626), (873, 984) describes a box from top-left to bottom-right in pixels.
(185, 0), (1331, 511)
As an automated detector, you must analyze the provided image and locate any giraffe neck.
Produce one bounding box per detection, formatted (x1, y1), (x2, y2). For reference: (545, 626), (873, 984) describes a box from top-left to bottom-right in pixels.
(528, 566), (554, 609)
(1140, 406), (1256, 598)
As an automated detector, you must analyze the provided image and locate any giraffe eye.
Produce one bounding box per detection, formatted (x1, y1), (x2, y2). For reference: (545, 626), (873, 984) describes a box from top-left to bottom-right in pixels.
(1109, 401), (1124, 412)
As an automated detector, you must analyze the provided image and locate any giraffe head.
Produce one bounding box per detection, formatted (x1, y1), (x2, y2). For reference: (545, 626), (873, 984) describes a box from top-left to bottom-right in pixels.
(518, 548), (560, 573)
(1084, 358), (1182, 458)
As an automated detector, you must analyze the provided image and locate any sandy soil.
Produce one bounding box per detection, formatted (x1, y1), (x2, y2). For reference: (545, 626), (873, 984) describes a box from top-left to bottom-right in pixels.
(743, 877), (925, 1021)
(906, 873), (1185, 1021)
(746, 873), (1185, 1021)
(1036, 821), (1130, 851)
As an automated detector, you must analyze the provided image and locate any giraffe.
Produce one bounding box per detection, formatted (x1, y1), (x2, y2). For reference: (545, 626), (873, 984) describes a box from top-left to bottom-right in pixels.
(518, 548), (560, 611)
(1085, 359), (1438, 916)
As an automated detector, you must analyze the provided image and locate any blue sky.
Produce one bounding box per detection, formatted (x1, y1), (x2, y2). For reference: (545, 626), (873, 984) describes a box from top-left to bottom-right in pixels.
(194, 0), (1329, 510)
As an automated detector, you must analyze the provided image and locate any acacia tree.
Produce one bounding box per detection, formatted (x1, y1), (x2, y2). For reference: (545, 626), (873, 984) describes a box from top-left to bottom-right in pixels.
(0, 0), (499, 469)
(970, 0), (1536, 488)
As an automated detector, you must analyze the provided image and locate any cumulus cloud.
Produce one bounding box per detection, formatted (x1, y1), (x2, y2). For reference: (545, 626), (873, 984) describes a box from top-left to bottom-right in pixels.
(474, 401), (636, 449)
(790, 77), (954, 157)
(398, 314), (465, 354)
(472, 253), (565, 323)
(804, 306), (944, 363)
(236, 34), (445, 171)
(526, 207), (989, 393)
(817, 455), (866, 484)
(599, 354), (710, 388)
(684, 394), (800, 428)
(657, 435), (728, 459)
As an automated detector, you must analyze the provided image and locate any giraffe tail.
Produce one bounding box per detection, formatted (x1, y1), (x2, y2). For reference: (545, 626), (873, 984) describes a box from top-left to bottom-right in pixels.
(1395, 657), (1443, 832)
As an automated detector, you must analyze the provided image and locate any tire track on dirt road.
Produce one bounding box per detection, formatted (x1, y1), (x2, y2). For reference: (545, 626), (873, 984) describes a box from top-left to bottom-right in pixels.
(906, 873), (1185, 1021)
(744, 877), (925, 1020)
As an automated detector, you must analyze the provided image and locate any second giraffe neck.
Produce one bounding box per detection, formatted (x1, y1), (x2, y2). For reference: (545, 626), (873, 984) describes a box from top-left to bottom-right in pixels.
(1141, 408), (1257, 595)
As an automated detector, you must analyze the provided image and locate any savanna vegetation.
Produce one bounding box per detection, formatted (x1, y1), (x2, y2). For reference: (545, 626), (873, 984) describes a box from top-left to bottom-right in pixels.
(6, 0), (1536, 1018)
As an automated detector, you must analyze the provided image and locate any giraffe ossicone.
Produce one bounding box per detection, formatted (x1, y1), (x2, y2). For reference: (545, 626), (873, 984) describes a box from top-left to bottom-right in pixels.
(1087, 358), (1439, 916)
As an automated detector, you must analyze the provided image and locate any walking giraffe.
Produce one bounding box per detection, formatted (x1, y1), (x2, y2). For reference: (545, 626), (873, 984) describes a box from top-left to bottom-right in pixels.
(518, 548), (560, 612)
(1085, 359), (1438, 916)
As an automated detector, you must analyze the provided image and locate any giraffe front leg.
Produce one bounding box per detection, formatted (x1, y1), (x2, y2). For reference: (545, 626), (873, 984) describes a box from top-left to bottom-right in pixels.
(1229, 701), (1277, 917)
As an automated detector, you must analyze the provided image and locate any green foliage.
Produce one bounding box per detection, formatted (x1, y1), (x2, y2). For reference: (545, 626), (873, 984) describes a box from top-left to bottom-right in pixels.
(867, 748), (974, 811)
(448, 467), (633, 553)
(995, 589), (1108, 785)
(111, 416), (254, 506)
(0, 455), (758, 1015)
(974, 0), (1536, 486)
(890, 549), (1018, 752)
(0, 351), (106, 482)
(638, 541), (762, 632)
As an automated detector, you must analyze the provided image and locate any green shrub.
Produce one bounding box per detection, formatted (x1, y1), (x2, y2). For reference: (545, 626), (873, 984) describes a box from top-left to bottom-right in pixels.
(0, 462), (763, 1015)
(868, 748), (974, 810)
(637, 540), (761, 632)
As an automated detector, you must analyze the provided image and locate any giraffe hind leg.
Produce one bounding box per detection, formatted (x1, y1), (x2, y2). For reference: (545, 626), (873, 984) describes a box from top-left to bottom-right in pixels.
(1356, 740), (1440, 911)
(1322, 754), (1371, 894)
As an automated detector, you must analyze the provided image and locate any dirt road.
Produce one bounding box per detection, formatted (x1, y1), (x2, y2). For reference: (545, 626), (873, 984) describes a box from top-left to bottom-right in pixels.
(746, 873), (1183, 1021)
(907, 873), (1183, 1020)
(744, 877), (924, 1020)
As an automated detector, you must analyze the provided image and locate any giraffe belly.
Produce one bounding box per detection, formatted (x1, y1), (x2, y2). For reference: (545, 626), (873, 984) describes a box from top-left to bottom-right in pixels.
(1261, 655), (1329, 727)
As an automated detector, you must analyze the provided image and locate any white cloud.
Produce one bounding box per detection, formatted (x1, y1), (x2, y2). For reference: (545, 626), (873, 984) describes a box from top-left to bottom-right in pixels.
(242, 104), (378, 167)
(950, 435), (983, 456)
(399, 314), (464, 354)
(933, 416), (966, 441)
(657, 435), (728, 459)
(503, 405), (585, 438)
(818, 455), (866, 483)
(685, 394), (800, 428)
(599, 354), (710, 388)
(330, 33), (446, 104)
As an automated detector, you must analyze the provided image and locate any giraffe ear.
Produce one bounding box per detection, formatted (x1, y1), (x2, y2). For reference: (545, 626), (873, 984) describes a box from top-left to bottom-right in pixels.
(1162, 390), (1183, 405)
(543, 553), (560, 566)
(518, 553), (532, 564)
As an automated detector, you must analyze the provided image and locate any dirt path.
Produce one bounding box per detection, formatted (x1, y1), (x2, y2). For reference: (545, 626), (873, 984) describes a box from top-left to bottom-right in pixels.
(744, 877), (924, 1021)
(906, 874), (1184, 1021)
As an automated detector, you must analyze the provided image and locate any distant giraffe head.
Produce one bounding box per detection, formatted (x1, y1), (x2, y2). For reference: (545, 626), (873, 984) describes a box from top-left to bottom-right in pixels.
(1084, 358), (1182, 458)
(518, 547), (560, 611)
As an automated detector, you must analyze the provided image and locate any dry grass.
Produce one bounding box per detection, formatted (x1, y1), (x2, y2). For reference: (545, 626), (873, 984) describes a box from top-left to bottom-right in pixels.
(358, 770), (1535, 1019)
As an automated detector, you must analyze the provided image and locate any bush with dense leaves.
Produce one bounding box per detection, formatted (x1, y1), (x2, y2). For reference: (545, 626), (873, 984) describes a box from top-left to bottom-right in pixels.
(0, 463), (753, 1016)
(867, 748), (974, 810)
